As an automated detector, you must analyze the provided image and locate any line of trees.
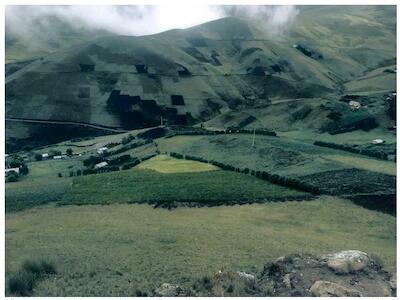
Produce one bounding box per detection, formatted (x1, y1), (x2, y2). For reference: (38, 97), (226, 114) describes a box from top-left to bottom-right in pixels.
(314, 141), (390, 160)
(169, 128), (278, 137)
(169, 152), (320, 195)
(103, 139), (152, 157)
(164, 126), (277, 138)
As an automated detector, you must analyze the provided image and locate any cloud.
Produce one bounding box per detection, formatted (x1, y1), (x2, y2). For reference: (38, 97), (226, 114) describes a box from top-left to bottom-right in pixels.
(221, 5), (299, 35)
(5, 5), (298, 50)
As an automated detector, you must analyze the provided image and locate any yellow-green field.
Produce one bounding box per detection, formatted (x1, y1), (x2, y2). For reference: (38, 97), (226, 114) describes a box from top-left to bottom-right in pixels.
(322, 155), (396, 176)
(136, 154), (219, 173)
(6, 196), (395, 296)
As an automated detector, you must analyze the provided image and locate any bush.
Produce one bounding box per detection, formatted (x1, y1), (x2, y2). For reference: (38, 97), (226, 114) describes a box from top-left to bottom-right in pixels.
(83, 169), (97, 176)
(66, 148), (73, 156)
(6, 172), (18, 183)
(48, 149), (62, 158)
(121, 134), (135, 145)
(34, 153), (43, 161)
(83, 156), (103, 167)
(8, 259), (56, 296)
(109, 154), (131, 166)
(8, 270), (35, 296)
(121, 159), (140, 170)
(58, 173), (62, 178)
(76, 170), (82, 176)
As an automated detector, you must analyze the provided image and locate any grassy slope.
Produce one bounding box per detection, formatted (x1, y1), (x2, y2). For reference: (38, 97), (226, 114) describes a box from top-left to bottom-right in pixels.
(6, 196), (395, 296)
(322, 155), (396, 175)
(158, 134), (396, 176)
(61, 168), (307, 206)
(6, 178), (72, 213)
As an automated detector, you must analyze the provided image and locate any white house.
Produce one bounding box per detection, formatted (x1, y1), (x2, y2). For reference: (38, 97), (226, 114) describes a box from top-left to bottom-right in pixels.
(53, 155), (67, 160)
(97, 147), (108, 155)
(42, 153), (49, 159)
(5, 167), (20, 175)
(349, 101), (361, 110)
(94, 161), (108, 169)
(372, 139), (385, 145)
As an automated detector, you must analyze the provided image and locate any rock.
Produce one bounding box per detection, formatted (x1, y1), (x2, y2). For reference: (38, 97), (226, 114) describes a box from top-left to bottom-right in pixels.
(237, 271), (256, 282)
(381, 285), (392, 297)
(325, 250), (369, 274)
(310, 280), (363, 297)
(155, 283), (184, 297)
(275, 256), (285, 263)
(283, 273), (291, 289)
(389, 274), (396, 290)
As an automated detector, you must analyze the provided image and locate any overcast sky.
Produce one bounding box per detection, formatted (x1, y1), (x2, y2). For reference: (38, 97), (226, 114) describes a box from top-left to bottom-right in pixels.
(6, 5), (298, 37)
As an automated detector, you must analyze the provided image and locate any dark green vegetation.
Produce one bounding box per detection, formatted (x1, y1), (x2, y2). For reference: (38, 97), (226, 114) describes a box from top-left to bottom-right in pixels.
(6, 198), (395, 296)
(7, 259), (57, 296)
(5, 6), (396, 151)
(6, 178), (72, 213)
(61, 169), (308, 207)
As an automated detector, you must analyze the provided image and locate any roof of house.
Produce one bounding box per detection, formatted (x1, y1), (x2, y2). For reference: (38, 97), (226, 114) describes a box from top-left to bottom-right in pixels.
(94, 162), (108, 169)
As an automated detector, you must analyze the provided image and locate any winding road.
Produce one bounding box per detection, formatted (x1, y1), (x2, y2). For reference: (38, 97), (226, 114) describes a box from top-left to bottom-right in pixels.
(6, 117), (128, 133)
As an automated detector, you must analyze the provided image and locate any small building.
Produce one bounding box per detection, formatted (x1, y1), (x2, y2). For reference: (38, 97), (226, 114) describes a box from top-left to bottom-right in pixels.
(94, 162), (108, 169)
(53, 155), (67, 160)
(42, 153), (49, 159)
(349, 100), (361, 110)
(97, 147), (108, 155)
(372, 139), (385, 145)
(5, 167), (20, 175)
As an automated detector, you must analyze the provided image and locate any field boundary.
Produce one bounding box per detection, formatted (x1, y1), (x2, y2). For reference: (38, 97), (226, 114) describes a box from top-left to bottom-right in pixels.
(314, 140), (394, 161)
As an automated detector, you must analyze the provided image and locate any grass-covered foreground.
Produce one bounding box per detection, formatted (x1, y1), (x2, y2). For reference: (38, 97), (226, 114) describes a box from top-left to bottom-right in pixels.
(61, 168), (308, 206)
(6, 196), (395, 296)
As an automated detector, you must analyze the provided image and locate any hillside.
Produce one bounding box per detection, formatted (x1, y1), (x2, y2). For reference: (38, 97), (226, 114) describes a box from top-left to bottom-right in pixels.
(5, 6), (396, 152)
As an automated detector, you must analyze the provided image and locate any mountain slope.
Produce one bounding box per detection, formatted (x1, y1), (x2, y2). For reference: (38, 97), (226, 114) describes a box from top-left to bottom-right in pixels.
(5, 6), (396, 151)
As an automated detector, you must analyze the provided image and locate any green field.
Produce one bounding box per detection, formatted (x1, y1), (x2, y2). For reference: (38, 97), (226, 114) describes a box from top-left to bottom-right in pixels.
(136, 154), (219, 173)
(61, 167), (307, 206)
(6, 178), (72, 213)
(322, 155), (396, 176)
(6, 196), (395, 296)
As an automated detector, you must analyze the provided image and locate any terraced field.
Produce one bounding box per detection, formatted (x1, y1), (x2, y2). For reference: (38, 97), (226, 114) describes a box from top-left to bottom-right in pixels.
(61, 167), (308, 206)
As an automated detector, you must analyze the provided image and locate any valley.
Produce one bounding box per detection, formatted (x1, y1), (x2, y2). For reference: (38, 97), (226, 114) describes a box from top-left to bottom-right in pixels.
(4, 5), (397, 297)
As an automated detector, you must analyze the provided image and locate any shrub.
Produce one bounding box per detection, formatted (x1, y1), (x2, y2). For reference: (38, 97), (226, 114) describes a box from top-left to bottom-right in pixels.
(6, 172), (18, 183)
(109, 154), (131, 166)
(34, 153), (43, 161)
(121, 134), (134, 145)
(8, 259), (56, 296)
(76, 170), (82, 176)
(57, 173), (62, 178)
(66, 148), (73, 156)
(22, 260), (56, 276)
(83, 156), (103, 167)
(48, 149), (62, 158)
(8, 270), (35, 296)
(122, 159), (140, 170)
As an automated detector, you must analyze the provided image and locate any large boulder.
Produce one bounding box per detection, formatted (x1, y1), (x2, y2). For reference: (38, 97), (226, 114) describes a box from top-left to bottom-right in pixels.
(310, 280), (363, 297)
(155, 283), (185, 297)
(324, 250), (370, 274)
(237, 271), (256, 282)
